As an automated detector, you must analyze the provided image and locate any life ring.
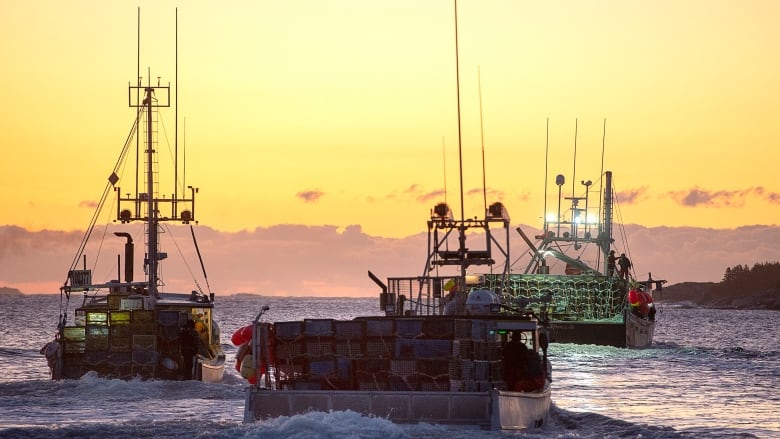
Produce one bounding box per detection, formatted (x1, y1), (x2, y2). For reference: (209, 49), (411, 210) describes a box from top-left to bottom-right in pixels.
(240, 354), (255, 379)
(231, 324), (253, 346)
(235, 330), (274, 383)
(233, 323), (276, 383)
(235, 342), (250, 372)
(236, 343), (260, 384)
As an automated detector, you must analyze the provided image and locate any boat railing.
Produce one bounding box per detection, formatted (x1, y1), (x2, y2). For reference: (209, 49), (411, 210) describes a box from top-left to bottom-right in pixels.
(385, 275), (458, 316)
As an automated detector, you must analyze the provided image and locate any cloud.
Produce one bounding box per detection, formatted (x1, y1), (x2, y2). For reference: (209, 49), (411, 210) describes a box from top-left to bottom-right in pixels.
(2, 223), (779, 296)
(749, 186), (780, 204)
(670, 187), (765, 207)
(379, 185), (510, 206)
(296, 190), (324, 203)
(403, 184), (421, 195)
(383, 185), (445, 204)
(615, 187), (647, 204)
(466, 187), (506, 201)
(382, 184), (423, 201)
(418, 189), (445, 203)
(79, 200), (98, 209)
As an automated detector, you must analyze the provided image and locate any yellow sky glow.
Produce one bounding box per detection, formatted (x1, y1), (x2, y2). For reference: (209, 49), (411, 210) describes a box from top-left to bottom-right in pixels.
(1, 0), (779, 238)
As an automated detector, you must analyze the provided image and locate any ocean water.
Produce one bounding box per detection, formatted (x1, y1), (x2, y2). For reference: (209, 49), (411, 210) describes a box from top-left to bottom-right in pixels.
(0, 294), (778, 439)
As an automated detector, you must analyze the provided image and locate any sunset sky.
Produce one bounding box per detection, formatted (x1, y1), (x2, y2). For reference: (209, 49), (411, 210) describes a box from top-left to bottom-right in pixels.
(1, 1), (779, 295)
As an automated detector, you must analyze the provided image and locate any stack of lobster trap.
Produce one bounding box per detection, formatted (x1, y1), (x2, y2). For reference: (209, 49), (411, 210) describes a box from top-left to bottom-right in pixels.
(58, 296), (187, 380)
(269, 317), (507, 392)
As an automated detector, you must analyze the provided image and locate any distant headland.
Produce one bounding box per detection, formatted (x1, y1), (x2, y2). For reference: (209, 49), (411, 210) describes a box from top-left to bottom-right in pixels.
(659, 282), (780, 310)
(0, 286), (24, 296)
(658, 261), (780, 310)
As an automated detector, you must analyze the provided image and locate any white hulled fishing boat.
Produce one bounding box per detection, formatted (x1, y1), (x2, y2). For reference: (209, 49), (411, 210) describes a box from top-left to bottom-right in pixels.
(240, 1), (551, 430)
(42, 11), (224, 382)
(240, 303), (552, 430)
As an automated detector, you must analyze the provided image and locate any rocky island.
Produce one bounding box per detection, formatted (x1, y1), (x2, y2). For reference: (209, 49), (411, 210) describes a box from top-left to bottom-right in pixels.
(658, 262), (780, 310)
(0, 286), (24, 296)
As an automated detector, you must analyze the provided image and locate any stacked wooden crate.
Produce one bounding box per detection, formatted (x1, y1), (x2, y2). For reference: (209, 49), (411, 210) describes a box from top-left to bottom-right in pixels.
(272, 321), (305, 385)
(451, 319), (506, 392)
(106, 310), (132, 378)
(60, 326), (86, 379)
(417, 319), (458, 391)
(83, 310), (110, 376)
(269, 316), (506, 392)
(355, 318), (391, 390)
(130, 310), (157, 378)
(300, 319), (338, 389)
(155, 310), (186, 379)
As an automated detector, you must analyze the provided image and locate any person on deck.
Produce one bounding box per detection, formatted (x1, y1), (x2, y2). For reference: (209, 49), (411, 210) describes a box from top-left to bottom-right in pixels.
(194, 315), (214, 357)
(179, 319), (200, 380)
(502, 332), (546, 392)
(618, 253), (632, 280)
(607, 250), (617, 277)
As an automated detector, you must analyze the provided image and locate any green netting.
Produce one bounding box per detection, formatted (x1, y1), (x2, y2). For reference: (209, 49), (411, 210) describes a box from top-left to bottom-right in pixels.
(480, 274), (626, 322)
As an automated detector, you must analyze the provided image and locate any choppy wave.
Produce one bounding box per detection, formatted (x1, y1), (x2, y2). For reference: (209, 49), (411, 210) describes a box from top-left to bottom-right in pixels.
(1, 296), (778, 438)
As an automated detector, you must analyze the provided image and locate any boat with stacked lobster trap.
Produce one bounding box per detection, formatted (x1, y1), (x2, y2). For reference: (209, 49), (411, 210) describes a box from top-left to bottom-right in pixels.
(476, 168), (665, 348)
(409, 169), (665, 349)
(238, 201), (552, 429)
(237, 190), (553, 430)
(240, 1), (551, 430)
(239, 306), (551, 430)
(41, 13), (225, 382)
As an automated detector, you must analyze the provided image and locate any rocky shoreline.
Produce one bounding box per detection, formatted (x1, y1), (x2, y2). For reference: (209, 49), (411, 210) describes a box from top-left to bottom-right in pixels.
(657, 282), (780, 310)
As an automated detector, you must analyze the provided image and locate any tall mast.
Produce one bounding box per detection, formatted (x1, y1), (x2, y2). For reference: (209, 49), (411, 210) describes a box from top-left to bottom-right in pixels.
(120, 11), (195, 302)
(453, 0), (468, 276)
(602, 170), (613, 273)
(174, 8), (179, 218)
(478, 65), (487, 216)
(571, 118), (578, 199)
(143, 84), (159, 298)
(135, 8), (141, 218)
(426, 1), (509, 282)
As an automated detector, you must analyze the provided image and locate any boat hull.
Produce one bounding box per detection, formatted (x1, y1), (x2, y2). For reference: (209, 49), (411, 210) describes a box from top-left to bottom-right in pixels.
(549, 316), (654, 348)
(548, 321), (628, 347)
(244, 386), (550, 430)
(625, 312), (655, 348)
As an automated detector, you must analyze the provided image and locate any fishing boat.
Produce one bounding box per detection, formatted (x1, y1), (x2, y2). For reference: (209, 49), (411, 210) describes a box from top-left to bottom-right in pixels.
(242, 0), (551, 430)
(474, 169), (665, 348)
(41, 13), (225, 382)
(240, 184), (551, 431)
(240, 304), (551, 430)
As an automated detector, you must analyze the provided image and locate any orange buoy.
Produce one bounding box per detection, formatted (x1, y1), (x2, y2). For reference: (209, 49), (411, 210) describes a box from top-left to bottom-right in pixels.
(231, 324), (253, 346)
(628, 289), (639, 308)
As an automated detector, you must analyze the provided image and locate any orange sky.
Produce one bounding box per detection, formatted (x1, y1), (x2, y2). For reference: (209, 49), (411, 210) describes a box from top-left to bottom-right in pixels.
(1, 1), (780, 295)
(1, 0), (779, 238)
